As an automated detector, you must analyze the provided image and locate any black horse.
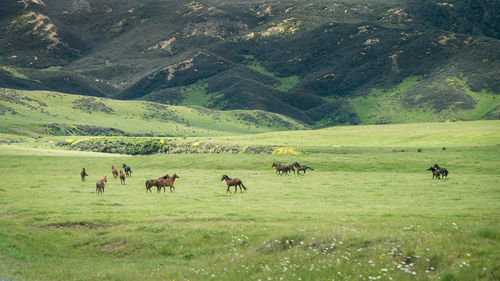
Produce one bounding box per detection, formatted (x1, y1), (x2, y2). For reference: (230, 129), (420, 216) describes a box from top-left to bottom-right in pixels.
(427, 164), (449, 180)
(122, 163), (132, 177)
(293, 162), (314, 175)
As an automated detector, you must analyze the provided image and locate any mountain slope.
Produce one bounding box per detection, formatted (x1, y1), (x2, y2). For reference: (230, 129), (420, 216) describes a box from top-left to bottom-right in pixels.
(0, 0), (499, 126)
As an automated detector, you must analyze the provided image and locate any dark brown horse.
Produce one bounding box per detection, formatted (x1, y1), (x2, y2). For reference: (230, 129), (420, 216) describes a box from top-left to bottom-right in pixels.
(272, 163), (292, 175)
(293, 162), (314, 175)
(429, 164), (449, 179)
(112, 165), (118, 179)
(96, 176), (107, 195)
(119, 169), (126, 185)
(221, 175), (247, 194)
(427, 166), (440, 179)
(157, 174), (179, 193)
(80, 168), (88, 182)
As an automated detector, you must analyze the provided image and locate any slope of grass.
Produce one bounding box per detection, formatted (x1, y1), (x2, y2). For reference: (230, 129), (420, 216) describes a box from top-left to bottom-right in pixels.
(243, 55), (300, 92)
(350, 76), (500, 125)
(0, 66), (40, 82)
(0, 120), (498, 280)
(0, 88), (308, 138)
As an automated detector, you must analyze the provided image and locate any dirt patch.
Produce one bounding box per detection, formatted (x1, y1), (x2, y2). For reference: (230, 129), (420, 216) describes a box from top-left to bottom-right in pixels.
(100, 241), (126, 253)
(45, 221), (106, 230)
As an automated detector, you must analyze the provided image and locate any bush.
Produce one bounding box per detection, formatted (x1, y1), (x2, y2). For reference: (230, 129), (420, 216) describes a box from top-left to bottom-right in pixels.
(272, 147), (301, 155)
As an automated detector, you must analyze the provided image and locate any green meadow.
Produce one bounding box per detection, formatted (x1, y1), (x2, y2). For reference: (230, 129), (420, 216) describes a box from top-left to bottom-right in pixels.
(0, 121), (499, 280)
(0, 88), (307, 139)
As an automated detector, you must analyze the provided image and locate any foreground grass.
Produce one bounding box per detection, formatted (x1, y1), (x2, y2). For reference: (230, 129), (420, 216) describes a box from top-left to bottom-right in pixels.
(0, 121), (499, 280)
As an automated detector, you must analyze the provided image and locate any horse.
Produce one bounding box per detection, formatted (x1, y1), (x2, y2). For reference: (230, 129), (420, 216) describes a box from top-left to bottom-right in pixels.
(80, 168), (88, 182)
(119, 169), (126, 184)
(433, 164), (449, 179)
(145, 175), (169, 193)
(96, 176), (107, 195)
(284, 163), (295, 175)
(293, 162), (314, 175)
(427, 165), (448, 180)
(221, 175), (247, 194)
(123, 164), (132, 177)
(272, 163), (291, 175)
(112, 165), (118, 179)
(157, 174), (179, 193)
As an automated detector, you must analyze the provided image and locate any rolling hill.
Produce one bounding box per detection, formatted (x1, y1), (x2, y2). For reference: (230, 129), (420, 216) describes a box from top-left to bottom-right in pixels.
(0, 0), (499, 126)
(0, 88), (308, 138)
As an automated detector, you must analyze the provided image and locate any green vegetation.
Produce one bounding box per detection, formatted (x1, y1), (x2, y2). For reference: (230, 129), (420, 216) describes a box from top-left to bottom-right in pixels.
(0, 120), (498, 280)
(40, 66), (63, 72)
(243, 55), (300, 92)
(178, 81), (212, 107)
(0, 88), (308, 138)
(0, 66), (40, 82)
(351, 76), (500, 125)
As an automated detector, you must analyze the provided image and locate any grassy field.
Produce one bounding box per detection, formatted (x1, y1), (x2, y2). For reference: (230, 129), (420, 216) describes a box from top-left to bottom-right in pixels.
(0, 88), (307, 139)
(0, 121), (499, 280)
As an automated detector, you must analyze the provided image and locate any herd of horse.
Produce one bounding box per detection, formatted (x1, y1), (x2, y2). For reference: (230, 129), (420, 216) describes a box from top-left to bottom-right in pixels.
(272, 162), (314, 175)
(81, 161), (448, 195)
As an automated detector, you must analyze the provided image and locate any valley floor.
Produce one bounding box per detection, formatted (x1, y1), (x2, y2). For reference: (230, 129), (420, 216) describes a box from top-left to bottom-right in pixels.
(0, 121), (499, 280)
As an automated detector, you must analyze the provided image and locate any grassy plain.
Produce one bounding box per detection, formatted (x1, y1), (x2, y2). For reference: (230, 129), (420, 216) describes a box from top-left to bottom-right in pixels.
(0, 121), (499, 280)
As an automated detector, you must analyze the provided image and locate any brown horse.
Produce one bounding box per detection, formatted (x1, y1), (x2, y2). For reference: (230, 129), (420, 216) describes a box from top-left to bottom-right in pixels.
(272, 163), (292, 175)
(145, 174), (169, 193)
(221, 175), (247, 194)
(145, 179), (158, 193)
(112, 165), (118, 179)
(80, 168), (88, 182)
(293, 162), (314, 175)
(157, 174), (180, 193)
(119, 169), (126, 184)
(96, 176), (107, 195)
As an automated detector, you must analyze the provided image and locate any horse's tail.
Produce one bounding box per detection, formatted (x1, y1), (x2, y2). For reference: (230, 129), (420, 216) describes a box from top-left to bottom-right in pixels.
(241, 182), (247, 191)
(145, 180), (150, 189)
(307, 166), (314, 170)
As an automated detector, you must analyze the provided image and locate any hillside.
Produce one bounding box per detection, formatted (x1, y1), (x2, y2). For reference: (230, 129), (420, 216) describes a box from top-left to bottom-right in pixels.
(0, 0), (499, 126)
(0, 88), (308, 138)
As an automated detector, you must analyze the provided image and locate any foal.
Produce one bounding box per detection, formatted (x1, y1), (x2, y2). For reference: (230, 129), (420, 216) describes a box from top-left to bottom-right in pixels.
(119, 169), (126, 185)
(112, 165), (118, 179)
(96, 176), (107, 195)
(221, 175), (247, 194)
